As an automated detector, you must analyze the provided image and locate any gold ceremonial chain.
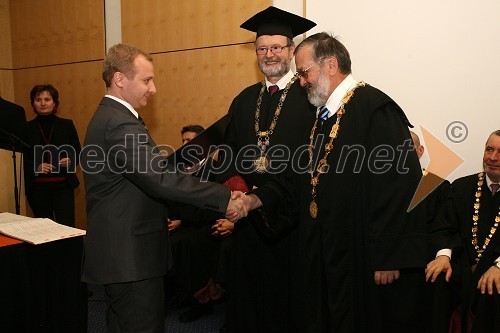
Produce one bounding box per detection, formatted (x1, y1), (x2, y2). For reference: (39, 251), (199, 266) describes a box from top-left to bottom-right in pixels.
(308, 82), (366, 218)
(253, 76), (298, 173)
(471, 172), (500, 263)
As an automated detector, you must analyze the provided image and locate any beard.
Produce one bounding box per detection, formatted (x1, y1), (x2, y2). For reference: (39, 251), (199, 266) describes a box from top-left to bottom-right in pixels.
(306, 72), (330, 107)
(258, 56), (291, 79)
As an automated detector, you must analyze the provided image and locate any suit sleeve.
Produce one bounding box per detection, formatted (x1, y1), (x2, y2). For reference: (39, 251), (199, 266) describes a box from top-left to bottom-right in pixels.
(104, 114), (231, 213)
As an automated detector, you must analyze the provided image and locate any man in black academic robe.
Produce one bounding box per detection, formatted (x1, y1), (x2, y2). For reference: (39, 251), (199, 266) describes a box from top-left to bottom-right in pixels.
(426, 130), (500, 332)
(219, 7), (317, 333)
(248, 32), (429, 333)
(410, 131), (453, 331)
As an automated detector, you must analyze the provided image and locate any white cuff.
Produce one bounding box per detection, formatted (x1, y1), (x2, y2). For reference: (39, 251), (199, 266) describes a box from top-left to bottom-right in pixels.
(436, 249), (452, 259)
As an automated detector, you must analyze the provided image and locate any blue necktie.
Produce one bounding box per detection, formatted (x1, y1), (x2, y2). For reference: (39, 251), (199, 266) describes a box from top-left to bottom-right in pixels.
(318, 106), (329, 123)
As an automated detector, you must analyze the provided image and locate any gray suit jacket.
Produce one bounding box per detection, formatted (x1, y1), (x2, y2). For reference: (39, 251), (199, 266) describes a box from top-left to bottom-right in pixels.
(81, 97), (230, 284)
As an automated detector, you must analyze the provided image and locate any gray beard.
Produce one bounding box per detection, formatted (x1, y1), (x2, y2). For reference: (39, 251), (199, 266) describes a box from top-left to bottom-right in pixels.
(307, 74), (330, 107)
(259, 60), (290, 81)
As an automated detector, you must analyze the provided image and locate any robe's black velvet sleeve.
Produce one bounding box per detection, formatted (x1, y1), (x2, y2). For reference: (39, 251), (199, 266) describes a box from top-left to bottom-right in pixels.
(362, 102), (428, 270)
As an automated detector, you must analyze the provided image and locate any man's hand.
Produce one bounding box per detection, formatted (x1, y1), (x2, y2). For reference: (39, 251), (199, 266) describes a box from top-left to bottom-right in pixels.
(477, 265), (500, 295)
(225, 192), (264, 222)
(225, 191), (248, 222)
(167, 218), (181, 233)
(374, 270), (400, 285)
(212, 219), (234, 237)
(425, 255), (452, 282)
(244, 193), (263, 211)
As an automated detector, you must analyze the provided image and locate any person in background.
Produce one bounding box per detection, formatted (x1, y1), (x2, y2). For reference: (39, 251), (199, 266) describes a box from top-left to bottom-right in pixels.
(167, 123), (244, 323)
(167, 124), (206, 234)
(23, 84), (81, 227)
(410, 130), (425, 159)
(217, 6), (317, 333)
(410, 130), (452, 331)
(81, 43), (246, 333)
(426, 130), (500, 332)
(410, 130), (451, 234)
(243, 32), (428, 332)
(181, 124), (205, 145)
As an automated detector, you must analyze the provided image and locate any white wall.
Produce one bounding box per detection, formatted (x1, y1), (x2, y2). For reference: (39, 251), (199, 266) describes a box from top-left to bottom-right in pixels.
(276, 0), (500, 181)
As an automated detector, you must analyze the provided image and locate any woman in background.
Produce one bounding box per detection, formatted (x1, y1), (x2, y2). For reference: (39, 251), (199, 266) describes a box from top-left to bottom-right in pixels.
(24, 84), (81, 226)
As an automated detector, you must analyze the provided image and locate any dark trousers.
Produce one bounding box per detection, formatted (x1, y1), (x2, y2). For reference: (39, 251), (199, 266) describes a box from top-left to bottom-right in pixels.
(104, 276), (165, 333)
(27, 181), (75, 226)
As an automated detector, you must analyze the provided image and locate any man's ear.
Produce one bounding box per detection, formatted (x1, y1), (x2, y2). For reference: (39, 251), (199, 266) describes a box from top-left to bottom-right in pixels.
(113, 72), (125, 88)
(325, 56), (339, 76)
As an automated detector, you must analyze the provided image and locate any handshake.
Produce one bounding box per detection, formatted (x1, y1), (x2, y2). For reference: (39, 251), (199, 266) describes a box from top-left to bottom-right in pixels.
(225, 191), (262, 222)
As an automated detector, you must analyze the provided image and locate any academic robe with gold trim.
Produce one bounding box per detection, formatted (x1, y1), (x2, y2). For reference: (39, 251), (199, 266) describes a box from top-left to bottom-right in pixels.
(222, 79), (316, 333)
(253, 84), (429, 333)
(432, 174), (500, 332)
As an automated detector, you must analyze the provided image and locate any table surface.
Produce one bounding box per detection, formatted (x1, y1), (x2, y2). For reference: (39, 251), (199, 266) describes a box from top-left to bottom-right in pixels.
(0, 234), (23, 247)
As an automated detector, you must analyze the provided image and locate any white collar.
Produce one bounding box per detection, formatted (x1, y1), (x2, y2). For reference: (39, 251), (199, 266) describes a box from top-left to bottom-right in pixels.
(105, 94), (139, 119)
(265, 70), (295, 91)
(319, 74), (358, 118)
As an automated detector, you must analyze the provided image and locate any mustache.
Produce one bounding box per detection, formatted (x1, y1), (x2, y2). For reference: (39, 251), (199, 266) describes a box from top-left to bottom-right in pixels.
(262, 58), (280, 64)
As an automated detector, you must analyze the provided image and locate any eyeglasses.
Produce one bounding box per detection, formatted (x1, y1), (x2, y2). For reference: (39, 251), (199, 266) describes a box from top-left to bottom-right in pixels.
(296, 63), (317, 79)
(255, 45), (291, 55)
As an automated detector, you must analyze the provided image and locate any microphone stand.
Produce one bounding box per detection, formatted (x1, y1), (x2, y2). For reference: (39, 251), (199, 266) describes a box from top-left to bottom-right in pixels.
(0, 128), (31, 215)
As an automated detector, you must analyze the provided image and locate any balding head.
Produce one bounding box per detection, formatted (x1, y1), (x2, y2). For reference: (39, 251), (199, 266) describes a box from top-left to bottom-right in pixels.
(410, 131), (425, 159)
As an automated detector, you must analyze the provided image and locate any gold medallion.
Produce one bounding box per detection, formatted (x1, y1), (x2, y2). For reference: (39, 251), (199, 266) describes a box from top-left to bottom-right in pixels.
(310, 200), (318, 218)
(254, 156), (269, 173)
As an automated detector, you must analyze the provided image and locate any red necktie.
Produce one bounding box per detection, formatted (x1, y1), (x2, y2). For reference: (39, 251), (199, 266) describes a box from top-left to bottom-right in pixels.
(491, 183), (500, 196)
(268, 85), (279, 96)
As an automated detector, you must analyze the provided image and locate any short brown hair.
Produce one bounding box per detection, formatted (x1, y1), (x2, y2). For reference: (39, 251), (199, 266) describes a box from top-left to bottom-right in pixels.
(30, 84), (60, 113)
(102, 44), (153, 87)
(181, 125), (205, 135)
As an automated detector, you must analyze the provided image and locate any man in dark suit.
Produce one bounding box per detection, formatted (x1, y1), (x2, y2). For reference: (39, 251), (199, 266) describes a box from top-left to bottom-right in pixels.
(81, 43), (246, 333)
(0, 96), (26, 151)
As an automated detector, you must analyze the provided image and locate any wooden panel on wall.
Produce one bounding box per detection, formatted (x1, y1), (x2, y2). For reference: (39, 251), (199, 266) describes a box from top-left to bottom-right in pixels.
(0, 70), (15, 101)
(139, 44), (261, 150)
(0, 0), (19, 214)
(10, 0), (105, 68)
(122, 0), (271, 53)
(13, 61), (105, 229)
(0, 0), (13, 70)
(0, 150), (26, 215)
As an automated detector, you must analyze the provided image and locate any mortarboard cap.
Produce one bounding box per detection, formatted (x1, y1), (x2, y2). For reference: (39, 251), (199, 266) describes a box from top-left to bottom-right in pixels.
(240, 6), (316, 39)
